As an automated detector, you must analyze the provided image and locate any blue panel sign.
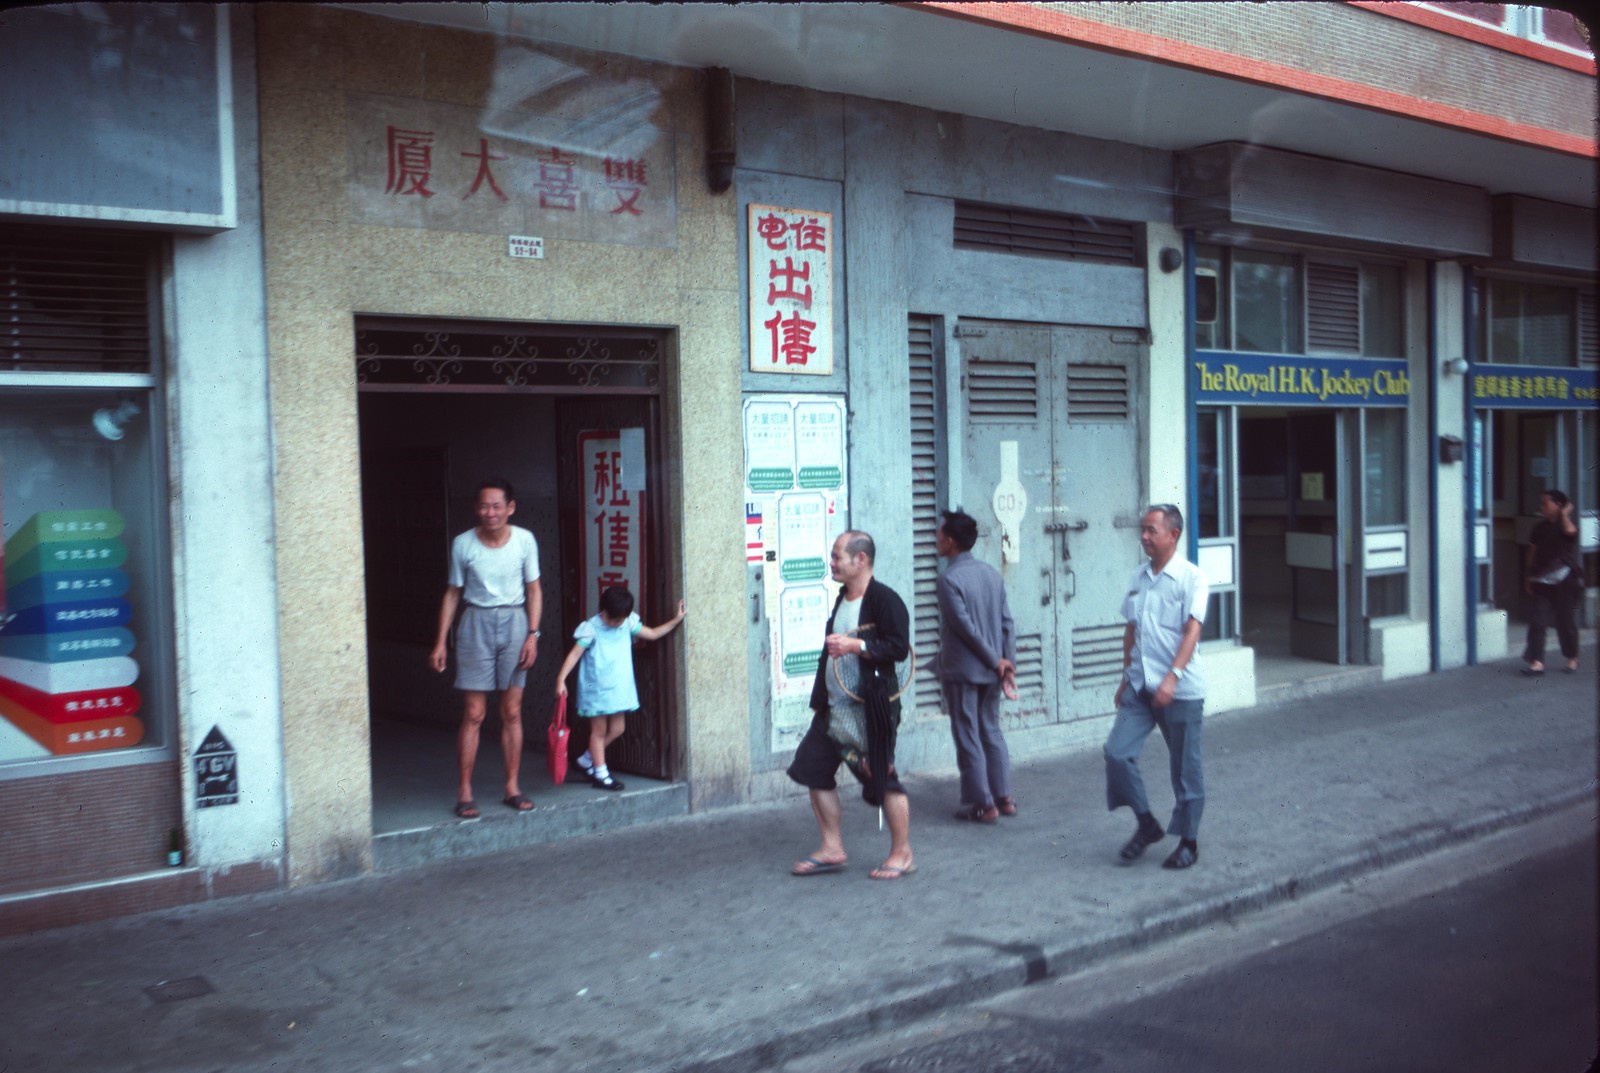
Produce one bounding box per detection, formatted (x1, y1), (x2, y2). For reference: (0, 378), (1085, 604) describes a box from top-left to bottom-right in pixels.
(1193, 352), (1411, 407)
(1469, 364), (1598, 410)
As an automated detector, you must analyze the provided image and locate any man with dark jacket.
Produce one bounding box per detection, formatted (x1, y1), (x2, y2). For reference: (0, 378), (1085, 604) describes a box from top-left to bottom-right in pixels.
(787, 530), (915, 880)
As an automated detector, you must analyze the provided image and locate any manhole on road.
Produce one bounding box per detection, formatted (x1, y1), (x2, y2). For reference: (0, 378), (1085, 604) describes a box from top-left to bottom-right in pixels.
(858, 1029), (1102, 1073)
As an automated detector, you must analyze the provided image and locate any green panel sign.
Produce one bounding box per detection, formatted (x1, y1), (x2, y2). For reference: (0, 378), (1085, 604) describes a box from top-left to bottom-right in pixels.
(797, 466), (842, 490)
(783, 648), (823, 676)
(781, 557), (826, 582)
(747, 467), (794, 492)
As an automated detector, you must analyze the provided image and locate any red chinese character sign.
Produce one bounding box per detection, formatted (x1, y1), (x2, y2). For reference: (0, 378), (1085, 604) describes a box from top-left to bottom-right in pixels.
(348, 93), (676, 248)
(748, 205), (834, 376)
(578, 431), (645, 619)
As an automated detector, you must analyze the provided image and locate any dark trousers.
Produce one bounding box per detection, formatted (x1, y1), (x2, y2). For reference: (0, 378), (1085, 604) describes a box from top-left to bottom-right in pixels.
(942, 679), (1010, 806)
(1523, 581), (1579, 664)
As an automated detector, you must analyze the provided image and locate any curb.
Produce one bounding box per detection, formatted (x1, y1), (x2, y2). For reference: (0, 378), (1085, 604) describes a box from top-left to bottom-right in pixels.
(658, 785), (1596, 1073)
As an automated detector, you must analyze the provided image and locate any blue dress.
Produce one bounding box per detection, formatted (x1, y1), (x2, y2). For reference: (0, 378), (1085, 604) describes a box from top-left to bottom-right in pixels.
(574, 612), (642, 716)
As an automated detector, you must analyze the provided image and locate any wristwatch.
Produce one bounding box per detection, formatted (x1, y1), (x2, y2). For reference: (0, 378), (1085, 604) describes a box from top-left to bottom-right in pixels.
(1170, 666), (1185, 680)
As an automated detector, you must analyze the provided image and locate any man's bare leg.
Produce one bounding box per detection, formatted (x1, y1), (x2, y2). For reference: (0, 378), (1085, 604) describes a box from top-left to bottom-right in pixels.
(498, 685), (525, 799)
(456, 691), (489, 806)
(871, 791), (915, 879)
(793, 787), (848, 874)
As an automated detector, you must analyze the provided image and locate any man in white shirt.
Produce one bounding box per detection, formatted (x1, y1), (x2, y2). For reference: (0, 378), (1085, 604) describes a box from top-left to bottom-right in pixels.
(1104, 504), (1208, 870)
(430, 479), (543, 818)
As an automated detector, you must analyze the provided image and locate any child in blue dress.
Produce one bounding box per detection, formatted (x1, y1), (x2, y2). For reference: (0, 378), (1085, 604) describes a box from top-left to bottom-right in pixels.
(554, 586), (685, 790)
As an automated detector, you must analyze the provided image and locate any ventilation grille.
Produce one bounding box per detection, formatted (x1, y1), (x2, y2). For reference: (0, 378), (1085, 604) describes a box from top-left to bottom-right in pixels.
(1580, 292), (1598, 368)
(1306, 261), (1360, 354)
(909, 314), (944, 714)
(954, 201), (1142, 265)
(967, 357), (1038, 422)
(1066, 363), (1130, 422)
(1012, 633), (1046, 697)
(1, 225), (155, 373)
(1071, 623), (1127, 685)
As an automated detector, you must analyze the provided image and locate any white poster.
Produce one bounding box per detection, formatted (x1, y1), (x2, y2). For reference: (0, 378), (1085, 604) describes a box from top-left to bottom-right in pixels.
(742, 395), (849, 744)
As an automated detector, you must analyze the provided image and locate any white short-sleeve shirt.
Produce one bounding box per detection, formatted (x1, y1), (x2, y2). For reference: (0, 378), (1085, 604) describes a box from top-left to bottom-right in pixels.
(1121, 554), (1209, 700)
(448, 526), (540, 608)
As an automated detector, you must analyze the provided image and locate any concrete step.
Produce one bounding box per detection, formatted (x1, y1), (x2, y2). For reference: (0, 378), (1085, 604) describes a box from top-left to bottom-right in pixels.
(1255, 662), (1385, 707)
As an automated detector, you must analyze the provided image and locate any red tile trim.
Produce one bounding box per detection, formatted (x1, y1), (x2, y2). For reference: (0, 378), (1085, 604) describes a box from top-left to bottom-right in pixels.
(1348, 2), (1595, 74)
(903, 2), (1597, 158)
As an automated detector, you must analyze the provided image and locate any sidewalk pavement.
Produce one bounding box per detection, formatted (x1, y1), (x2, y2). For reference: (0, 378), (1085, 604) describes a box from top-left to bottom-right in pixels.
(2, 649), (1595, 1073)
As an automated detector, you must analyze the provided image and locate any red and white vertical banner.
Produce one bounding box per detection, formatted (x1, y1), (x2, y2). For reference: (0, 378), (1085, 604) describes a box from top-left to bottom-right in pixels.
(748, 205), (833, 376)
(578, 431), (645, 619)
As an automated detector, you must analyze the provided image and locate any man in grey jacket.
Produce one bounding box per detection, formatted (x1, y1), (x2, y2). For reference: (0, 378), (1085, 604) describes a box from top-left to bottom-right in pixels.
(932, 509), (1019, 824)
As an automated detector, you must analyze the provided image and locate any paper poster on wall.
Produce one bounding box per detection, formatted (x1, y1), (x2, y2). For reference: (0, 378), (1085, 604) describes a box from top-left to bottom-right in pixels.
(778, 493), (829, 582)
(743, 399), (795, 492)
(794, 400), (844, 490)
(0, 510), (144, 760)
(742, 394), (849, 748)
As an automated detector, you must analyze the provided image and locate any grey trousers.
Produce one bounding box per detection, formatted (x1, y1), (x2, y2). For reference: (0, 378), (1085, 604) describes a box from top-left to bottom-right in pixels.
(1103, 690), (1205, 841)
(943, 679), (1011, 806)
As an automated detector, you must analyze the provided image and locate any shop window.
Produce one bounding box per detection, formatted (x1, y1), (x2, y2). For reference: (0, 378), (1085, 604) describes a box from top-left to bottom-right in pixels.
(1196, 409), (1231, 539)
(1232, 249), (1301, 354)
(1364, 410), (1407, 527)
(1481, 279), (1577, 366)
(1360, 264), (1404, 358)
(0, 226), (170, 775)
(1366, 573), (1407, 619)
(1195, 245), (1404, 358)
(1193, 249), (1226, 351)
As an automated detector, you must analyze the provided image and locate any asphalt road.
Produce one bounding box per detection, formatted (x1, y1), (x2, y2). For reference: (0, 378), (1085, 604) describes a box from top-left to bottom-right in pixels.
(775, 804), (1599, 1073)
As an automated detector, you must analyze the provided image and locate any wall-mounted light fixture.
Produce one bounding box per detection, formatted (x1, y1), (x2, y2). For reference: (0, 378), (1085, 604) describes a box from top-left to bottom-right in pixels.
(92, 400), (141, 441)
(1442, 357), (1469, 376)
(1158, 247), (1184, 274)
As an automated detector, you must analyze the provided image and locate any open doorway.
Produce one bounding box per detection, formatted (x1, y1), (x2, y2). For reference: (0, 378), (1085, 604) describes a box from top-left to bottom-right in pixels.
(353, 319), (674, 835)
(1237, 408), (1352, 668)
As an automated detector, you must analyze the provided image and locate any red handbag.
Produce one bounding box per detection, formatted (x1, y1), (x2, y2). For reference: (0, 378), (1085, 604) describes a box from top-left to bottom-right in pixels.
(547, 694), (570, 786)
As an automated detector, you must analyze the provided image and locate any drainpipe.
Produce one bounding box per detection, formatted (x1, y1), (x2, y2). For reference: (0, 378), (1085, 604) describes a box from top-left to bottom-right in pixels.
(1463, 266), (1479, 666)
(1427, 262), (1441, 672)
(1184, 231), (1199, 564)
(704, 68), (736, 194)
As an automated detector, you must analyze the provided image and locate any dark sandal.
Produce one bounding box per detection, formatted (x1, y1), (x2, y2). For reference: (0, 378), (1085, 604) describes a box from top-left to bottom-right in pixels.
(501, 794), (534, 812)
(591, 773), (625, 792)
(454, 800), (480, 819)
(1119, 823), (1165, 861)
(1162, 843), (1199, 869)
(953, 804), (999, 824)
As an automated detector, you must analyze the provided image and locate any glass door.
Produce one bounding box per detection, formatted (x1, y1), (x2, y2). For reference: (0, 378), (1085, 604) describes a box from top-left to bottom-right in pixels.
(1286, 410), (1346, 662)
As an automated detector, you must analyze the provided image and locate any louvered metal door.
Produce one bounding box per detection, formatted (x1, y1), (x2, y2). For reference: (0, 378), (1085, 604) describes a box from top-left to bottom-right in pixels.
(958, 320), (1142, 723)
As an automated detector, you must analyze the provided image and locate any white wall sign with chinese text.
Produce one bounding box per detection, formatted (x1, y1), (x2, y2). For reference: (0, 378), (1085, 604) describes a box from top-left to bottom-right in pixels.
(508, 235), (545, 259)
(747, 205), (834, 375)
(579, 430), (645, 617)
(348, 92), (676, 247)
(741, 395), (848, 746)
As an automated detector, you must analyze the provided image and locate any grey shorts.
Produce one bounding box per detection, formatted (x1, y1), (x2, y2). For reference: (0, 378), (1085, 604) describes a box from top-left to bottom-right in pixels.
(455, 605), (530, 692)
